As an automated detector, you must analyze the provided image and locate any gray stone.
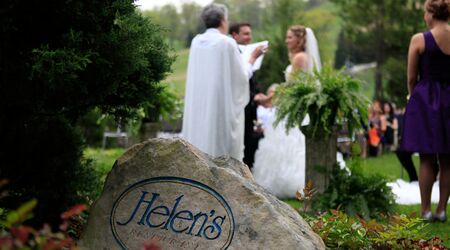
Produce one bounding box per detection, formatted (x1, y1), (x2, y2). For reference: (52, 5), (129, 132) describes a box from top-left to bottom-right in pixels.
(79, 138), (325, 250)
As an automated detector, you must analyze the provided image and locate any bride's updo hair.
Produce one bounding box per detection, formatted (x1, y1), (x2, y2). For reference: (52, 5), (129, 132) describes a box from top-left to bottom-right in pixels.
(289, 25), (307, 53)
(425, 0), (450, 21)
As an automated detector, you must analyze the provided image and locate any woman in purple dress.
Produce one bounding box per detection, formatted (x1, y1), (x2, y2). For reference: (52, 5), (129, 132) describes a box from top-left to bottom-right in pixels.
(402, 0), (450, 222)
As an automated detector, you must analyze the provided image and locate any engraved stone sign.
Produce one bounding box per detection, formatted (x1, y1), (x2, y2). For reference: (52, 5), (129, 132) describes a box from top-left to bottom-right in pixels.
(111, 177), (234, 249)
(79, 138), (324, 250)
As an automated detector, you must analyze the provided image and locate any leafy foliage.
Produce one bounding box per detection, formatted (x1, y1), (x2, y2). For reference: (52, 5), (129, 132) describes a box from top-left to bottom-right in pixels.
(382, 57), (409, 107)
(304, 210), (371, 249)
(0, 116), (102, 227)
(274, 66), (369, 137)
(0, 200), (86, 250)
(254, 25), (291, 89)
(144, 4), (181, 46)
(331, 0), (425, 100)
(0, 0), (173, 226)
(302, 5), (340, 66)
(76, 109), (119, 147)
(254, 0), (305, 89)
(141, 86), (183, 123)
(304, 210), (447, 250)
(313, 158), (395, 220)
(0, 200), (165, 250)
(216, 0), (264, 30)
(372, 215), (432, 249)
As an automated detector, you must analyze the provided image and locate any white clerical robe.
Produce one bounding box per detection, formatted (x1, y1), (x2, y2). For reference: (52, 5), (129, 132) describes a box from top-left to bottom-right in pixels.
(182, 28), (251, 160)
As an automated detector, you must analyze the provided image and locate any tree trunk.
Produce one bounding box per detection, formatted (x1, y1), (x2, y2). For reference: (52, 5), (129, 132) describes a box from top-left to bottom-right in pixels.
(304, 128), (338, 194)
(374, 0), (385, 101)
(140, 122), (161, 142)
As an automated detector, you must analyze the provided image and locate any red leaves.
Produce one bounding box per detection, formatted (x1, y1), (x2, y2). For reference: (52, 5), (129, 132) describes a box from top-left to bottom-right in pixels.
(0, 203), (87, 250)
(61, 204), (87, 220)
(416, 237), (447, 250)
(10, 226), (32, 243)
(43, 238), (74, 250)
(60, 204), (87, 231)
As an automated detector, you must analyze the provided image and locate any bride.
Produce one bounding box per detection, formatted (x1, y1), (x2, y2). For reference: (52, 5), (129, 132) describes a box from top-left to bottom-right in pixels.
(252, 25), (322, 198)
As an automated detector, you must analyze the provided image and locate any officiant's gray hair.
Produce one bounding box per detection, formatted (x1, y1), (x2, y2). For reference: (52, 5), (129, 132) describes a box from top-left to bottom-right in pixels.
(201, 3), (228, 28)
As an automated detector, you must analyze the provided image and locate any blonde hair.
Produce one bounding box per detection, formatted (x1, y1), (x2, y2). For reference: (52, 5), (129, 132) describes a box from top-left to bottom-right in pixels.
(267, 83), (279, 95)
(288, 25), (307, 53)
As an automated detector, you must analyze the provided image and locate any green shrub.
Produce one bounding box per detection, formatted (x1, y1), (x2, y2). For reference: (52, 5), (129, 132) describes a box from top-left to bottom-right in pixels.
(372, 215), (434, 249)
(304, 210), (371, 249)
(141, 85), (182, 124)
(0, 200), (163, 250)
(0, 200), (85, 249)
(304, 210), (447, 250)
(313, 158), (395, 220)
(77, 109), (118, 147)
(1, 117), (102, 227)
(0, 0), (173, 226)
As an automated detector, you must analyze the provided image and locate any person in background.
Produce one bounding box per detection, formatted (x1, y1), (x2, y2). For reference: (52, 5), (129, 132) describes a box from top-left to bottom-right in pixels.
(401, 0), (450, 222)
(255, 83), (279, 132)
(381, 102), (398, 152)
(230, 22), (264, 169)
(368, 101), (383, 157)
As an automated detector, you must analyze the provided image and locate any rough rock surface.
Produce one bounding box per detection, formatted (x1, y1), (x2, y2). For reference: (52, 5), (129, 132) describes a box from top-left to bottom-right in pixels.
(79, 138), (324, 250)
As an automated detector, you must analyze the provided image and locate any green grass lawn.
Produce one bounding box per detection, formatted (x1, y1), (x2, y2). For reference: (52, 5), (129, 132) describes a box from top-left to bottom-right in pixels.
(396, 204), (450, 241)
(165, 49), (189, 98)
(85, 147), (450, 245)
(84, 148), (125, 182)
(360, 152), (450, 245)
(360, 151), (420, 182)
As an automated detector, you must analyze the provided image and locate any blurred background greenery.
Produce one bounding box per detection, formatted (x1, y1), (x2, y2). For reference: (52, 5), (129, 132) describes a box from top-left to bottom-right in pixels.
(142, 0), (425, 104)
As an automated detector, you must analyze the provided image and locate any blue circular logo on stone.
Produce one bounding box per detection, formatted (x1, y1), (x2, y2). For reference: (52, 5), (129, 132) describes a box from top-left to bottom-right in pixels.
(110, 176), (235, 250)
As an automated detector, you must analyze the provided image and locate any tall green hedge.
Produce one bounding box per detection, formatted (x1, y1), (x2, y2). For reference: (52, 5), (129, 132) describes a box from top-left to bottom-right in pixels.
(0, 0), (173, 226)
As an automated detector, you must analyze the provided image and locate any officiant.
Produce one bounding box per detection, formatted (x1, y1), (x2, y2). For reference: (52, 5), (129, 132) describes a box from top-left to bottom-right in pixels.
(230, 22), (264, 169)
(182, 3), (264, 160)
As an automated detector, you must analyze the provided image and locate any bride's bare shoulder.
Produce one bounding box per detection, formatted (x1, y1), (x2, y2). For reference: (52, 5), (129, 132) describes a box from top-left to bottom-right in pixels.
(292, 52), (308, 70)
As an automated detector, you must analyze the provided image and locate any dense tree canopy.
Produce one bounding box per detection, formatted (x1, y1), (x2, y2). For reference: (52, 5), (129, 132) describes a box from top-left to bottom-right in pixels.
(0, 0), (173, 225)
(331, 0), (425, 103)
(144, 0), (340, 91)
(145, 0), (426, 102)
(254, 0), (304, 87)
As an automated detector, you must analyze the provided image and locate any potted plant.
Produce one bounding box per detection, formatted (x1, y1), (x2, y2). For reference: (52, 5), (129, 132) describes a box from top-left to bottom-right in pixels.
(274, 66), (369, 193)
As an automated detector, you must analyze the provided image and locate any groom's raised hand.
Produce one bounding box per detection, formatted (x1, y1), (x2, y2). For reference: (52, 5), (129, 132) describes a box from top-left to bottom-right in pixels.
(248, 45), (267, 65)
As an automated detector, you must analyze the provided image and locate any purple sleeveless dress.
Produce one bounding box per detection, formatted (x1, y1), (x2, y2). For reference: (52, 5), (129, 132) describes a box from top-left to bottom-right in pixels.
(401, 31), (450, 154)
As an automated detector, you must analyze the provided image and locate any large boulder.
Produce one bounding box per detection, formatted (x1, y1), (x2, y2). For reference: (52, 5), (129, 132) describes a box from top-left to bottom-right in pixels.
(79, 138), (324, 250)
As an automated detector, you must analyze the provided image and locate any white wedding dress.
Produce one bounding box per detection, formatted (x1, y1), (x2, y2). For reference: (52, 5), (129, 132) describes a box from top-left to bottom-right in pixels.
(252, 65), (307, 198)
(252, 28), (348, 198)
(252, 64), (346, 198)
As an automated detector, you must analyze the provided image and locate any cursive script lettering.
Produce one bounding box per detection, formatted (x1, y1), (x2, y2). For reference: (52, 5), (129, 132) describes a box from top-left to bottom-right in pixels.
(117, 191), (226, 240)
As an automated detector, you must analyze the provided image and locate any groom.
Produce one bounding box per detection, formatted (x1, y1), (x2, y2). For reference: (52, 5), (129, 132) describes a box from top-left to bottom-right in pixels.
(182, 4), (264, 160)
(230, 22), (264, 169)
